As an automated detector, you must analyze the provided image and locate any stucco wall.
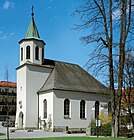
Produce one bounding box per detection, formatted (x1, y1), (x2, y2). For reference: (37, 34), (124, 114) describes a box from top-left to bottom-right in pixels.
(15, 66), (27, 128)
(53, 90), (109, 129)
(16, 65), (52, 129)
(39, 92), (53, 130)
(39, 90), (109, 131)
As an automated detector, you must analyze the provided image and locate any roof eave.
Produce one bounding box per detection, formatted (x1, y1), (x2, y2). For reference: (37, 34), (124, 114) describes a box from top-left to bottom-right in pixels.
(38, 88), (109, 95)
(19, 38), (46, 45)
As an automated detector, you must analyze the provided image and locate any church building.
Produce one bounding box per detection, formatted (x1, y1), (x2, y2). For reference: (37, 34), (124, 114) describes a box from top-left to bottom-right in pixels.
(15, 9), (109, 132)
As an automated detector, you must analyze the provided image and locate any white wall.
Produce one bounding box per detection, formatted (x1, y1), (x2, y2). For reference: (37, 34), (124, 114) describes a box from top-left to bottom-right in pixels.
(39, 92), (53, 129)
(55, 90), (109, 129)
(20, 39), (44, 66)
(15, 66), (26, 128)
(39, 90), (109, 130)
(16, 64), (52, 129)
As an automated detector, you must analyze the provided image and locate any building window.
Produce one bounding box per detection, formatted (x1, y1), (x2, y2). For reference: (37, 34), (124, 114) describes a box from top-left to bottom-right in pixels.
(64, 99), (70, 118)
(5, 89), (8, 93)
(80, 100), (85, 119)
(43, 99), (47, 118)
(95, 101), (99, 119)
(26, 46), (30, 59)
(21, 48), (23, 61)
(42, 48), (44, 62)
(35, 46), (39, 60)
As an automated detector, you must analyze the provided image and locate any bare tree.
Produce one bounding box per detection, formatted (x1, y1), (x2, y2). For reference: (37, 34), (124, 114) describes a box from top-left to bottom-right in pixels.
(122, 49), (134, 128)
(74, 0), (134, 137)
(4, 65), (10, 140)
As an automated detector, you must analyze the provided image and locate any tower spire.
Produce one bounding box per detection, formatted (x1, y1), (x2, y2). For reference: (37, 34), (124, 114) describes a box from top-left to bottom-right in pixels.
(31, 5), (34, 17)
(25, 6), (40, 39)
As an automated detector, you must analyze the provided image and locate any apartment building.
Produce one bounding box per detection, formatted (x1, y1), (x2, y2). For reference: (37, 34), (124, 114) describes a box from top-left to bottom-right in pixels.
(0, 81), (16, 122)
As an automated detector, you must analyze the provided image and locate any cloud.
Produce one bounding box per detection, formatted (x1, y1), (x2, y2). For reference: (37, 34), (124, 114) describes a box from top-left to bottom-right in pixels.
(0, 30), (14, 40)
(9, 32), (14, 37)
(47, 6), (52, 10)
(0, 34), (7, 40)
(0, 30), (6, 39)
(3, 0), (15, 10)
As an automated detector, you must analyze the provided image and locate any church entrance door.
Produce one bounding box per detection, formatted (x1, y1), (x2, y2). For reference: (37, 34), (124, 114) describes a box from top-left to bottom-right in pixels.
(19, 112), (23, 129)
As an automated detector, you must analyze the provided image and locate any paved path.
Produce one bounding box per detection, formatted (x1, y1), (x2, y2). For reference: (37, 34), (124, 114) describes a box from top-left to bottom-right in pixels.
(0, 126), (86, 139)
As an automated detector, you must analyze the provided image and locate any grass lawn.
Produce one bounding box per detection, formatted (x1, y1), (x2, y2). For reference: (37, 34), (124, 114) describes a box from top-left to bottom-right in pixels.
(0, 133), (5, 136)
(6, 137), (133, 140)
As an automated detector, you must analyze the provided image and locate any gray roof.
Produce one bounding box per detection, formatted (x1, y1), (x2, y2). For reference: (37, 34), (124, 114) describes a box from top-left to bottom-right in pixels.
(38, 59), (108, 94)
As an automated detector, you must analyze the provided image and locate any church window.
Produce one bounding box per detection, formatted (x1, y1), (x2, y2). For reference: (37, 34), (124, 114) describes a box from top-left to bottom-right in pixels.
(42, 48), (44, 62)
(35, 46), (39, 60)
(95, 101), (99, 119)
(80, 100), (85, 119)
(26, 45), (30, 59)
(64, 99), (70, 118)
(21, 48), (23, 61)
(43, 99), (47, 118)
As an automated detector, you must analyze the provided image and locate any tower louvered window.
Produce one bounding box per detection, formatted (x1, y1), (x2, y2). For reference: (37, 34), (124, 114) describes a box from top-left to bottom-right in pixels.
(26, 46), (30, 59)
(42, 48), (44, 62)
(21, 48), (23, 61)
(35, 46), (39, 60)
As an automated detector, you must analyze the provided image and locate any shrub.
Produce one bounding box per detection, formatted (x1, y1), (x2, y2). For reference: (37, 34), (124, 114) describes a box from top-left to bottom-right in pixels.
(91, 119), (112, 136)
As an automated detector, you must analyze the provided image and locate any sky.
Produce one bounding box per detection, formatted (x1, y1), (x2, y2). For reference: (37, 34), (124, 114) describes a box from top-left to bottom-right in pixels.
(0, 0), (94, 83)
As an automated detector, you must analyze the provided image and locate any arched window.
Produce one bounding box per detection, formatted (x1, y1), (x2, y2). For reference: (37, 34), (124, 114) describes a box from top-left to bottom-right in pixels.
(35, 46), (39, 60)
(42, 48), (44, 62)
(43, 99), (47, 118)
(80, 100), (85, 119)
(64, 99), (70, 118)
(19, 111), (23, 128)
(95, 101), (99, 119)
(26, 46), (30, 59)
(21, 48), (23, 61)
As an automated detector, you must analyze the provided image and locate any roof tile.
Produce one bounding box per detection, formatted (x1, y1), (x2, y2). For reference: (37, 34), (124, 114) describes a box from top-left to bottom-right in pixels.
(0, 81), (16, 88)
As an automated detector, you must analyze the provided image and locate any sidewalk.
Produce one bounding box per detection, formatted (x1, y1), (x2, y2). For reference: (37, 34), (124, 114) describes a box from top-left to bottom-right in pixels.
(0, 128), (86, 139)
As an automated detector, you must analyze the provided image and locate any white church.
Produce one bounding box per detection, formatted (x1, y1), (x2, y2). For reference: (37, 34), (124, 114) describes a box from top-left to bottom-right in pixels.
(15, 9), (109, 132)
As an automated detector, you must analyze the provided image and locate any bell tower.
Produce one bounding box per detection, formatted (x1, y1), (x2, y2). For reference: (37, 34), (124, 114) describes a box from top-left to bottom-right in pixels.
(16, 7), (50, 129)
(19, 6), (46, 66)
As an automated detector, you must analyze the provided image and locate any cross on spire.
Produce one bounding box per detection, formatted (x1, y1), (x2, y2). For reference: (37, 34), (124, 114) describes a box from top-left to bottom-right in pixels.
(31, 5), (34, 17)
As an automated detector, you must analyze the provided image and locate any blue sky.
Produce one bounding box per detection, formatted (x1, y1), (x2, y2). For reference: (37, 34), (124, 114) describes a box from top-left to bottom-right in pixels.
(0, 0), (93, 82)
